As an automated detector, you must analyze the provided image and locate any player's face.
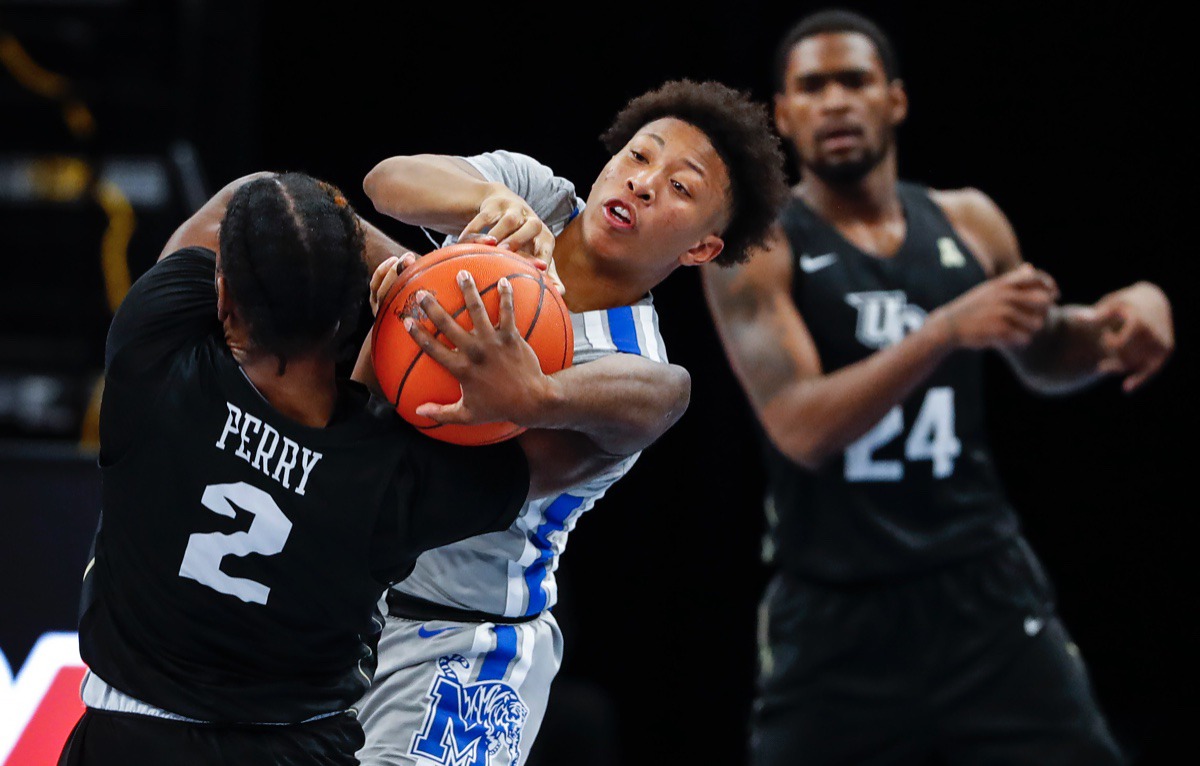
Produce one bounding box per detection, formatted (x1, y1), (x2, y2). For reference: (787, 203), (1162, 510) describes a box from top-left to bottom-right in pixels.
(775, 32), (907, 184)
(582, 117), (729, 276)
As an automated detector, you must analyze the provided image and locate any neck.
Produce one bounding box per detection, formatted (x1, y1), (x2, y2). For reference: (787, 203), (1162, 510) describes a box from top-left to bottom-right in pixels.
(797, 149), (901, 222)
(554, 217), (663, 312)
(235, 348), (339, 429)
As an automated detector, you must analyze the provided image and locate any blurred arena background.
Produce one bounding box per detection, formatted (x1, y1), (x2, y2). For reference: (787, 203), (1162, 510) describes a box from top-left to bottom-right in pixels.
(1, 1), (1194, 763)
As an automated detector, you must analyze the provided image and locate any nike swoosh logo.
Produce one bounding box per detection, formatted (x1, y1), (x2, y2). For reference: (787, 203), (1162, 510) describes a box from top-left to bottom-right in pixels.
(417, 625), (459, 639)
(799, 252), (838, 273)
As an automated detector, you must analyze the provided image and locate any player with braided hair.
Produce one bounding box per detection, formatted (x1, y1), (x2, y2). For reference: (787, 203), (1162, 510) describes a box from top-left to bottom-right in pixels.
(215, 173), (368, 373)
(57, 171), (601, 766)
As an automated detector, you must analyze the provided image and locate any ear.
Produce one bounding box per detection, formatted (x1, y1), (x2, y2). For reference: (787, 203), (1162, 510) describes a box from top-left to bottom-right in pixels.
(679, 234), (725, 267)
(774, 94), (792, 137)
(888, 79), (909, 127)
(216, 272), (231, 322)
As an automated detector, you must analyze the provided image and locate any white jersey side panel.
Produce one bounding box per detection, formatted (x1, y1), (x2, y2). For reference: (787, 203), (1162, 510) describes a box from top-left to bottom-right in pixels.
(394, 298), (667, 617)
(396, 150), (668, 617)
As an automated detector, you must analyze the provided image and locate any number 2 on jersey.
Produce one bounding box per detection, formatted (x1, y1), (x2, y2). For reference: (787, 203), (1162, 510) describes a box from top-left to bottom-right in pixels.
(178, 482), (293, 604)
(845, 387), (961, 481)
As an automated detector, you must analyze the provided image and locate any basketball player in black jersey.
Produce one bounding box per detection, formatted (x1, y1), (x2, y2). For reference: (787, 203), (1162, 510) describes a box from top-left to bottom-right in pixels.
(702, 10), (1174, 766)
(57, 170), (656, 766)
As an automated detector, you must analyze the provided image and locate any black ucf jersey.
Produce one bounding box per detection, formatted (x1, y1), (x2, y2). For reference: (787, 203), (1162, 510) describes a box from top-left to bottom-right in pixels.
(81, 248), (527, 724)
(762, 183), (1021, 583)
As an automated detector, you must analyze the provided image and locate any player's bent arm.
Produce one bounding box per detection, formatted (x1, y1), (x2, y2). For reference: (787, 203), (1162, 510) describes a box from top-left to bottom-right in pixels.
(702, 227), (956, 469)
(159, 171), (276, 260)
(364, 154), (500, 235)
(517, 429), (631, 500)
(530, 354), (691, 458)
(934, 187), (1117, 395)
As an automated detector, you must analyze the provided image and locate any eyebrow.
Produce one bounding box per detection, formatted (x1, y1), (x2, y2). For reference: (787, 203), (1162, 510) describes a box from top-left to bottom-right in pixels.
(640, 131), (708, 178)
(795, 67), (873, 83)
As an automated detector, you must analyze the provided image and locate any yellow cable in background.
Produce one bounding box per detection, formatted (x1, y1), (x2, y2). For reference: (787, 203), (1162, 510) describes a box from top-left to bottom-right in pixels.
(96, 179), (135, 313)
(1, 28), (135, 447)
(0, 31), (95, 139)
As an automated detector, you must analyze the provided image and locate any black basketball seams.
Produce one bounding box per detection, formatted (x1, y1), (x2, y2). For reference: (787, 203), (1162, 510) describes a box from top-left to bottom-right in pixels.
(392, 275), (543, 417)
(372, 246), (569, 443)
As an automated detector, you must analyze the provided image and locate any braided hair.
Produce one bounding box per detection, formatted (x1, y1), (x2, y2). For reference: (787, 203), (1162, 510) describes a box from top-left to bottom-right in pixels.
(217, 172), (367, 372)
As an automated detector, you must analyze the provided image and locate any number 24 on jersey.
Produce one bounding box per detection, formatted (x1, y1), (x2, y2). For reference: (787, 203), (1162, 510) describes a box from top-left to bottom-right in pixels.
(845, 387), (962, 482)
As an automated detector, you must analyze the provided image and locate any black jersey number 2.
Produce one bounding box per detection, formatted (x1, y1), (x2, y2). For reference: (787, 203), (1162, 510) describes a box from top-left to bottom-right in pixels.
(177, 482), (293, 604)
(845, 387), (962, 481)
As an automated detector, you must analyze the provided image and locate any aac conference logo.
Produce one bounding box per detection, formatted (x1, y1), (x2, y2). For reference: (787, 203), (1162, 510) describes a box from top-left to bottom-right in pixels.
(0, 632), (86, 765)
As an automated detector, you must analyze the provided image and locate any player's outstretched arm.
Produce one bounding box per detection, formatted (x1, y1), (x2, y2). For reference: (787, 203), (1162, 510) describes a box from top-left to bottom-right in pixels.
(529, 353), (691, 458)
(935, 188), (1175, 394)
(403, 269), (689, 455)
(507, 355), (691, 498)
(702, 225), (1042, 469)
(363, 155), (554, 269)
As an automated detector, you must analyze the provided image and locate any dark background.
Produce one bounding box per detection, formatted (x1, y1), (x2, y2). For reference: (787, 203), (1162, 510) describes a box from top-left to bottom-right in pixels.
(1, 1), (1195, 763)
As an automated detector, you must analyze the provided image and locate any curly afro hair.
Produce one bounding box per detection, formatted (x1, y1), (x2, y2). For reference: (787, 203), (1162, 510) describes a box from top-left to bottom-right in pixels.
(600, 79), (789, 267)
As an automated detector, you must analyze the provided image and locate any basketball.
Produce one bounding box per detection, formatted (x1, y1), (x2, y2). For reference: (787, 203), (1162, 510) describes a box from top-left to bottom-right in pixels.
(371, 242), (574, 445)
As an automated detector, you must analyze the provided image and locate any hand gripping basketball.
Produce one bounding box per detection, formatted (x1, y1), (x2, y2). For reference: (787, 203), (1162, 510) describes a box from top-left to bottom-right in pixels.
(371, 243), (574, 445)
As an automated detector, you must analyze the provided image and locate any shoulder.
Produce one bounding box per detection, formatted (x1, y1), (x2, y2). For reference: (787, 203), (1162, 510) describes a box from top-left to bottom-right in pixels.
(461, 150), (555, 182)
(157, 245), (217, 268)
(110, 246), (217, 337)
(927, 187), (1021, 276)
(702, 223), (796, 311)
(928, 186), (1001, 222)
(571, 296), (669, 365)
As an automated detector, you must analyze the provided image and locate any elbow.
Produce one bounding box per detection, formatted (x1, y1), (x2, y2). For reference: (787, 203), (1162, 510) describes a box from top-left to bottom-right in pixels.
(600, 365), (692, 457)
(665, 366), (692, 427)
(363, 158), (405, 214)
(766, 425), (833, 471)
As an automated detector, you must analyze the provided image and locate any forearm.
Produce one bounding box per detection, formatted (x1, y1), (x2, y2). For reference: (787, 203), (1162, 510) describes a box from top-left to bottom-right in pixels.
(359, 216), (415, 273)
(363, 155), (495, 234)
(528, 357), (691, 458)
(518, 429), (628, 499)
(1002, 304), (1107, 395)
(352, 334), (384, 398)
(761, 320), (954, 467)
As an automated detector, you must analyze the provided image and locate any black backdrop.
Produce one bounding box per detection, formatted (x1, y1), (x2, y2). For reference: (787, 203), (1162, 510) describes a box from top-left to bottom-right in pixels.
(3, 0), (1192, 763)
(242, 2), (1196, 763)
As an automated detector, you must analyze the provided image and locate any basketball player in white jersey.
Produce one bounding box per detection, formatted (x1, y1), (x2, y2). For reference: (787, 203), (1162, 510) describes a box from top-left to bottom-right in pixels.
(350, 79), (789, 765)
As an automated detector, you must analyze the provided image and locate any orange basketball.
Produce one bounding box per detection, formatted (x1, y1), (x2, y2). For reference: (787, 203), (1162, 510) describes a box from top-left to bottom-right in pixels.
(371, 242), (574, 445)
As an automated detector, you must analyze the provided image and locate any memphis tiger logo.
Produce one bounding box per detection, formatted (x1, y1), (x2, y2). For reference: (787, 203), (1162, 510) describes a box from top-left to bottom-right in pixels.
(845, 290), (927, 349)
(1, 632), (87, 765)
(409, 654), (529, 766)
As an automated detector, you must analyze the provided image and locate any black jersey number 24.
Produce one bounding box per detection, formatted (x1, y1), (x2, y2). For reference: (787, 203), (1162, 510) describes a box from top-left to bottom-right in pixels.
(845, 387), (962, 482)
(177, 482), (293, 605)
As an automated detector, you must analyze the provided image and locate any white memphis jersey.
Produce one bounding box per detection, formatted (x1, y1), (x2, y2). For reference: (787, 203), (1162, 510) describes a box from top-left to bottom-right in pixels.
(393, 297), (667, 617)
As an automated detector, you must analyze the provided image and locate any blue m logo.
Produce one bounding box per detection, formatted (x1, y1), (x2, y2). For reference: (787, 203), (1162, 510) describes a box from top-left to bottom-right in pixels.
(410, 655), (529, 766)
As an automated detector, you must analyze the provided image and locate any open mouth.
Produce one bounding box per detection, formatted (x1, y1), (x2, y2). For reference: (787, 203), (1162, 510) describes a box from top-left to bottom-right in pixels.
(602, 199), (636, 230)
(817, 126), (864, 151)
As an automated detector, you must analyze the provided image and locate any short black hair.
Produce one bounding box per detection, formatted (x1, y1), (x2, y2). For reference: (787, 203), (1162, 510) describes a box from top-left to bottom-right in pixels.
(774, 8), (900, 93)
(218, 173), (367, 369)
(600, 79), (789, 267)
